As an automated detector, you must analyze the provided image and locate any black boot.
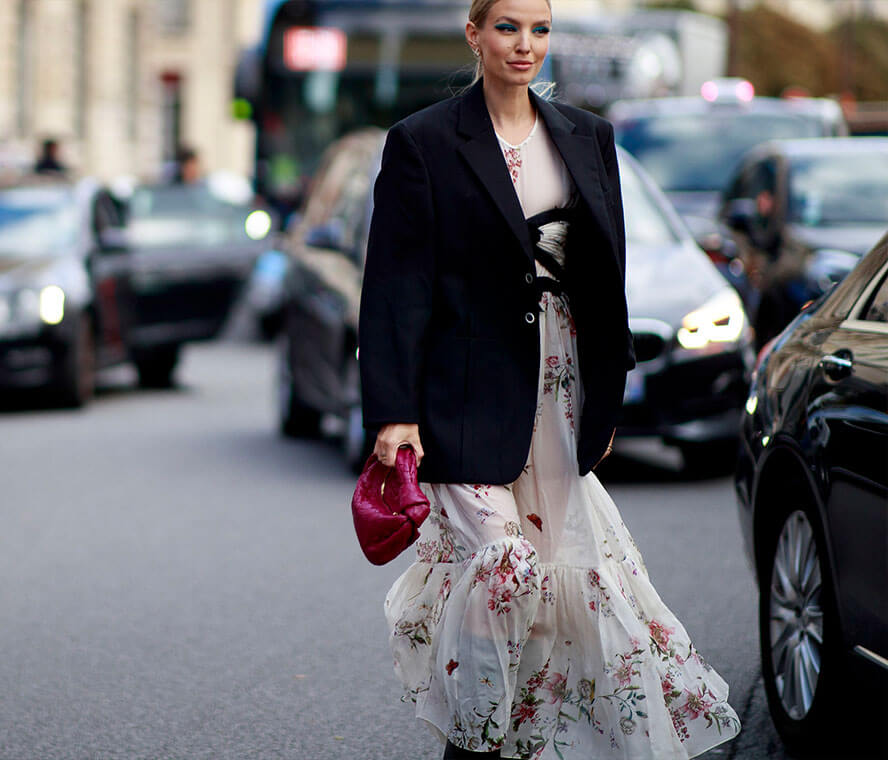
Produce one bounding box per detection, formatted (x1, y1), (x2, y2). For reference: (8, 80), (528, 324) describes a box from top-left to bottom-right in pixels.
(442, 740), (501, 759)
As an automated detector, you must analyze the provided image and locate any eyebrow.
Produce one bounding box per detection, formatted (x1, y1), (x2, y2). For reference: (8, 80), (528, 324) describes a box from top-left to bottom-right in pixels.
(492, 16), (552, 25)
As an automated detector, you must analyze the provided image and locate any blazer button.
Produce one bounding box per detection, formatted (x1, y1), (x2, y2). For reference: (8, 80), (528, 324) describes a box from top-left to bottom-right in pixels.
(525, 312), (536, 324)
(525, 272), (534, 284)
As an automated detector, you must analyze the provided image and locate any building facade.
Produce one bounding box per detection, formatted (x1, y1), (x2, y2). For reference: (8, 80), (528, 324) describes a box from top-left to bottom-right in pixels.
(0, 0), (263, 181)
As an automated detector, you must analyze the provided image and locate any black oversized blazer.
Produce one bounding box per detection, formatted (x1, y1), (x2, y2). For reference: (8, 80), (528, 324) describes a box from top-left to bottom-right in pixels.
(359, 79), (635, 484)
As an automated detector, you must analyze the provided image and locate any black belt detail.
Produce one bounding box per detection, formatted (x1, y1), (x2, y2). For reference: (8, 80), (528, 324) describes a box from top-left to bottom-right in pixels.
(536, 276), (564, 301)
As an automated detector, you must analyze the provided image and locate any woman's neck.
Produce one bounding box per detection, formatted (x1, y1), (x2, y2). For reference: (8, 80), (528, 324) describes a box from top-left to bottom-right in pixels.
(483, 79), (536, 145)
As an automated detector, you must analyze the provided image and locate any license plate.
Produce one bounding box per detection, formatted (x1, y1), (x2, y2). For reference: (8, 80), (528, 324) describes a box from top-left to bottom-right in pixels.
(623, 369), (645, 404)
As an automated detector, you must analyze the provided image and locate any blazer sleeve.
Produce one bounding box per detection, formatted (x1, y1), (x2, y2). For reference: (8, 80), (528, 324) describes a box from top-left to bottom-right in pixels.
(597, 119), (636, 371)
(358, 123), (436, 428)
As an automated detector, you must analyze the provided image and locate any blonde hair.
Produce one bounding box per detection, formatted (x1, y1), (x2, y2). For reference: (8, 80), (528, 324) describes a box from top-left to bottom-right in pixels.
(468, 0), (553, 84)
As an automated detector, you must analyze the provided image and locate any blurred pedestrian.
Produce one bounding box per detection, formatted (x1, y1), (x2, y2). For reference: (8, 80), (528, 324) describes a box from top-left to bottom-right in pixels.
(173, 145), (201, 184)
(33, 138), (68, 176)
(358, 1), (741, 758)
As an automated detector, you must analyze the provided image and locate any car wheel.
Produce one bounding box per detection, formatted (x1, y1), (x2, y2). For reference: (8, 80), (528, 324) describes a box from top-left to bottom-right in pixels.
(759, 507), (843, 754)
(55, 312), (96, 408)
(341, 353), (370, 473)
(276, 334), (320, 438)
(134, 345), (179, 388)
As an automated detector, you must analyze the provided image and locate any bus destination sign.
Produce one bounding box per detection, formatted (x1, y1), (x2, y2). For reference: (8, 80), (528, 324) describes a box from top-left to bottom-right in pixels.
(283, 27), (347, 72)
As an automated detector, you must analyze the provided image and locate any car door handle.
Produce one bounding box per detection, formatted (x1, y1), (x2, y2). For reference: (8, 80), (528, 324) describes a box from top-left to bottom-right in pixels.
(820, 351), (853, 381)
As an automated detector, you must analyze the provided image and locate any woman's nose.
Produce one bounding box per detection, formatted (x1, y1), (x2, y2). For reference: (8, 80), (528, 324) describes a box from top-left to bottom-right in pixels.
(516, 30), (531, 52)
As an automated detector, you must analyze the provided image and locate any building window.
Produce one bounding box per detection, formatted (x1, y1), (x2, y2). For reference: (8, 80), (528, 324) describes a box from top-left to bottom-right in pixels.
(127, 9), (140, 141)
(158, 0), (191, 36)
(16, 0), (32, 137)
(74, 0), (90, 139)
(160, 72), (183, 162)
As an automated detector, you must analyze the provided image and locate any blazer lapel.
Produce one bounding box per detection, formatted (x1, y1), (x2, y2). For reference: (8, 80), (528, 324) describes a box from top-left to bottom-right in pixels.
(456, 81), (534, 264)
(531, 91), (615, 246)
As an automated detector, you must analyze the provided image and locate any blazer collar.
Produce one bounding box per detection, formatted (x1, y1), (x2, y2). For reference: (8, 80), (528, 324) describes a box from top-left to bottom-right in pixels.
(456, 80), (610, 265)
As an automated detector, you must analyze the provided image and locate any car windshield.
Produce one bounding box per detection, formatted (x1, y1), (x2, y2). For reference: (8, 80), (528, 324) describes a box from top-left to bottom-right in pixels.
(788, 152), (888, 226)
(619, 157), (680, 246)
(615, 112), (824, 193)
(127, 184), (252, 248)
(0, 186), (78, 257)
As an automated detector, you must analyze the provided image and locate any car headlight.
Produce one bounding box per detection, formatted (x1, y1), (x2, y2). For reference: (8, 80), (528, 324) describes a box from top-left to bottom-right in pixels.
(0, 285), (66, 332)
(39, 285), (66, 325)
(677, 288), (746, 350)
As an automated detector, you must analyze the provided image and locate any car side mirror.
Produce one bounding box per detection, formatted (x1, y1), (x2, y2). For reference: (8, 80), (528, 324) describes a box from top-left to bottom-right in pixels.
(97, 226), (129, 252)
(304, 219), (346, 251)
(724, 198), (756, 233)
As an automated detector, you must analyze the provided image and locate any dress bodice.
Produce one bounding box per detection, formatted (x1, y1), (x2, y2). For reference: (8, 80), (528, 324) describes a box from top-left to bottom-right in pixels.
(495, 113), (576, 283)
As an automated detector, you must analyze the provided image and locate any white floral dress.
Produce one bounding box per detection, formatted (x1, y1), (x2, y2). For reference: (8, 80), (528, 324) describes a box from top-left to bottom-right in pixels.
(384, 117), (741, 758)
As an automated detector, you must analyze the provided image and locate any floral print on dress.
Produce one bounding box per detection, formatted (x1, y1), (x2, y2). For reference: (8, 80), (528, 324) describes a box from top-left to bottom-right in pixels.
(384, 262), (741, 758)
(503, 146), (522, 185)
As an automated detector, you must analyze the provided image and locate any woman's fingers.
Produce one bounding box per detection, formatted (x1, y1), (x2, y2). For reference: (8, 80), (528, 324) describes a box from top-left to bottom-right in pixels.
(374, 423), (423, 467)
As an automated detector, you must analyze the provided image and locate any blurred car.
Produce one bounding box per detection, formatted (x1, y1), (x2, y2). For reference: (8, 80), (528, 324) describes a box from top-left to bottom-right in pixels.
(735, 233), (888, 756)
(720, 137), (888, 348)
(124, 179), (274, 384)
(608, 79), (847, 300)
(276, 129), (754, 472)
(0, 177), (129, 405)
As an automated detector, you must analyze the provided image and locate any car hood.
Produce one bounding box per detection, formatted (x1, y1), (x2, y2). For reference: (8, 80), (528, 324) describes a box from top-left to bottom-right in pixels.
(625, 240), (729, 327)
(788, 224), (887, 257)
(665, 191), (722, 222)
(0, 255), (63, 288)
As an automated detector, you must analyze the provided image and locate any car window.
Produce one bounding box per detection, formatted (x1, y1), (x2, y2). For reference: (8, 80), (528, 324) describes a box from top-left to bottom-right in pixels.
(788, 153), (888, 226)
(0, 186), (79, 257)
(127, 184), (250, 248)
(614, 112), (822, 192)
(862, 271), (888, 323)
(619, 157), (679, 246)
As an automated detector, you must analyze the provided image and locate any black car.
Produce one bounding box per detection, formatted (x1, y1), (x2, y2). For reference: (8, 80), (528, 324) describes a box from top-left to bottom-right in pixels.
(720, 137), (888, 348)
(608, 79), (847, 300)
(0, 178), (130, 405)
(277, 129), (754, 472)
(0, 176), (274, 404)
(123, 179), (274, 384)
(735, 233), (888, 755)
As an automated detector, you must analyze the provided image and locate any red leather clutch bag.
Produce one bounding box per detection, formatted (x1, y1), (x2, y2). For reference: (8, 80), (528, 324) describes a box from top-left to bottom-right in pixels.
(351, 446), (430, 565)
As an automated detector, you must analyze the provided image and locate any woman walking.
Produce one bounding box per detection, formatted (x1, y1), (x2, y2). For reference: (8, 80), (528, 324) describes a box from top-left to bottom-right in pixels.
(358, 1), (741, 757)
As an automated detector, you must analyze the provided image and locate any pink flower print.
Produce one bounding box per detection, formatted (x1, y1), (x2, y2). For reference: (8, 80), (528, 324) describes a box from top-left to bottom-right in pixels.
(511, 700), (537, 728)
(614, 662), (634, 687)
(649, 620), (674, 653)
(588, 600), (597, 611)
(684, 687), (714, 720)
(546, 355), (560, 367)
(543, 672), (568, 704)
(503, 146), (522, 185)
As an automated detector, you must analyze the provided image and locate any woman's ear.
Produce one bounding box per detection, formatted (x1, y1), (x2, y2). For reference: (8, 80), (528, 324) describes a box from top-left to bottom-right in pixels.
(465, 21), (479, 53)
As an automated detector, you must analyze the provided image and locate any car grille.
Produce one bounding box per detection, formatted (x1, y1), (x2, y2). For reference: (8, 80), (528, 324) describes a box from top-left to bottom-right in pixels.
(632, 332), (667, 363)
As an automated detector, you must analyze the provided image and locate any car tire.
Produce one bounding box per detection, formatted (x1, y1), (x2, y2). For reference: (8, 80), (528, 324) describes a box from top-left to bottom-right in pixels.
(276, 334), (320, 438)
(341, 353), (371, 473)
(134, 345), (179, 389)
(759, 505), (845, 756)
(55, 312), (96, 408)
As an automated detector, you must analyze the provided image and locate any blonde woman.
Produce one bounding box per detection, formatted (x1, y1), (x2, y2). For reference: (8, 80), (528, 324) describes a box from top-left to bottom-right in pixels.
(358, 1), (741, 757)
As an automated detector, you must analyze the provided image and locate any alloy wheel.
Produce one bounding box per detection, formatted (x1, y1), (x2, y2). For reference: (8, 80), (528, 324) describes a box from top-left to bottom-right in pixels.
(768, 509), (824, 720)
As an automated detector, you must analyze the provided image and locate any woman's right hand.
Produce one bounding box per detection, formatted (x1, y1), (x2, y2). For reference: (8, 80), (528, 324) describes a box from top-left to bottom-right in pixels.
(374, 423), (424, 468)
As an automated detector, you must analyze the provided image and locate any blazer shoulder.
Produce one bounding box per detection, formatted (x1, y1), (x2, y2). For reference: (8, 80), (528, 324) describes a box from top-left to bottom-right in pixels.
(392, 95), (460, 147)
(551, 101), (614, 140)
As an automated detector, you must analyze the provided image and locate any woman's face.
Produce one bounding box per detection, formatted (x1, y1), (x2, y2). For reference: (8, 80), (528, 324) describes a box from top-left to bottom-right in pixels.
(466, 0), (552, 90)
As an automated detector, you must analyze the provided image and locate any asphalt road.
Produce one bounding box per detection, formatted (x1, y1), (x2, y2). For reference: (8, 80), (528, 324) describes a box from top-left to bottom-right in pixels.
(1, 341), (792, 760)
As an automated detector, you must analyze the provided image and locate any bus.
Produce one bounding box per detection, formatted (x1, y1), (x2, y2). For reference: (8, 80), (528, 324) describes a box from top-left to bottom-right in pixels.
(235, 0), (474, 216)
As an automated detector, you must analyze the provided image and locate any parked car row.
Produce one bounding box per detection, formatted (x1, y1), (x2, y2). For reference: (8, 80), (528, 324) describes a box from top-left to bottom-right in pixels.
(0, 174), (274, 406)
